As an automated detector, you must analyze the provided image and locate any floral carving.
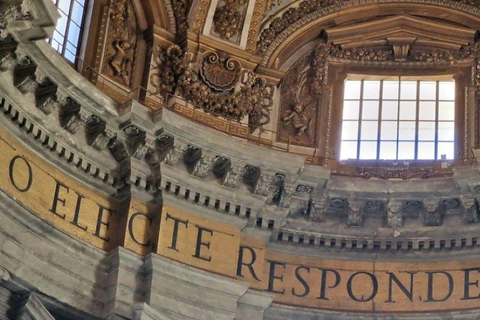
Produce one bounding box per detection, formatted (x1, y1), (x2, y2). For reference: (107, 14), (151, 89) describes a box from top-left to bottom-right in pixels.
(257, 0), (339, 54)
(199, 51), (241, 91)
(171, 0), (192, 34)
(330, 45), (392, 62)
(150, 46), (273, 131)
(212, 0), (248, 41)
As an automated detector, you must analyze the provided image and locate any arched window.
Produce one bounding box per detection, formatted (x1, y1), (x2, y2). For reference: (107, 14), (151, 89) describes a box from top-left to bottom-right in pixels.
(49, 0), (88, 64)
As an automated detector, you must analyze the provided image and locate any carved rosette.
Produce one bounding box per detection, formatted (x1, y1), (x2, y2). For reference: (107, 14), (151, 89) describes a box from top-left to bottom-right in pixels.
(101, 0), (138, 87)
(199, 51), (241, 91)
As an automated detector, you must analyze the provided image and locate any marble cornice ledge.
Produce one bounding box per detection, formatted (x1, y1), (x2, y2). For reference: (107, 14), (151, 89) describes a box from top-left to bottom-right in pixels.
(1, 0), (59, 43)
(159, 108), (309, 177)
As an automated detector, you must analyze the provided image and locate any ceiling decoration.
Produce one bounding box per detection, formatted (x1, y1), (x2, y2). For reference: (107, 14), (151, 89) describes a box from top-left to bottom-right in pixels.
(256, 0), (480, 67)
(212, 0), (248, 42)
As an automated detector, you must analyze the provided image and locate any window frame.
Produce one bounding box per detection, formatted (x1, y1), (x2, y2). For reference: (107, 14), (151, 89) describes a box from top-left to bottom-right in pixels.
(329, 67), (466, 166)
(340, 78), (455, 161)
(49, 0), (89, 66)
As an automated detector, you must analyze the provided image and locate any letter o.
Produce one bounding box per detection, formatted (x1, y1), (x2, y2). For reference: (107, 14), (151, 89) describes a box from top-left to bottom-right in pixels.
(347, 271), (378, 302)
(128, 212), (153, 246)
(9, 155), (33, 192)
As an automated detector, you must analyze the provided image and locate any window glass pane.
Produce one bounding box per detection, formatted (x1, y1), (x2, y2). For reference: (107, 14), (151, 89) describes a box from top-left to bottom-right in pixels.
(418, 122), (435, 141)
(362, 101), (379, 120)
(381, 121), (397, 140)
(398, 121), (416, 140)
(439, 82), (455, 100)
(341, 121), (359, 140)
(56, 12), (68, 35)
(66, 42), (77, 56)
(382, 81), (399, 100)
(419, 81), (436, 100)
(359, 141), (377, 160)
(438, 102), (455, 121)
(419, 101), (436, 120)
(417, 142), (435, 160)
(438, 122), (454, 141)
(363, 81), (380, 99)
(345, 81), (361, 99)
(399, 101), (416, 120)
(343, 101), (360, 120)
(400, 81), (417, 100)
(381, 101), (398, 120)
(398, 142), (415, 159)
(72, 1), (85, 25)
(379, 141), (397, 160)
(58, 0), (72, 14)
(52, 31), (64, 51)
(361, 121), (378, 140)
(437, 142), (454, 160)
(64, 50), (76, 63)
(51, 0), (87, 63)
(67, 23), (80, 47)
(340, 141), (358, 160)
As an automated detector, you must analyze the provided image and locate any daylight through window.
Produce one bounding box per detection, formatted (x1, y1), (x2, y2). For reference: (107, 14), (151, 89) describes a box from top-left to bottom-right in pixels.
(50, 0), (88, 64)
(340, 79), (455, 161)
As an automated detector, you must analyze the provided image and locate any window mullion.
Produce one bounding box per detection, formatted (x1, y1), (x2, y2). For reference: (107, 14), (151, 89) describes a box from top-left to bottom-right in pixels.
(357, 80), (364, 159)
(396, 78), (401, 160)
(435, 81), (439, 160)
(63, 0), (75, 57)
(377, 80), (383, 160)
(415, 81), (420, 160)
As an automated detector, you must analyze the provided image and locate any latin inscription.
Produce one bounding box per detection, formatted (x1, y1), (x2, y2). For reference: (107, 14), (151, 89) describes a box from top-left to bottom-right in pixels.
(2, 129), (480, 312)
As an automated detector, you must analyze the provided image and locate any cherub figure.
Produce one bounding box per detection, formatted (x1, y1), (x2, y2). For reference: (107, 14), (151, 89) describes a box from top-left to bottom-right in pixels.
(110, 40), (131, 85)
(283, 103), (311, 139)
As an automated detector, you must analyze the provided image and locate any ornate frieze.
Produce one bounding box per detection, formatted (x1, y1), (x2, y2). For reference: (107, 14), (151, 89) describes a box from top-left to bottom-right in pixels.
(245, 0), (268, 53)
(190, 0), (210, 33)
(356, 165), (433, 180)
(330, 45), (391, 62)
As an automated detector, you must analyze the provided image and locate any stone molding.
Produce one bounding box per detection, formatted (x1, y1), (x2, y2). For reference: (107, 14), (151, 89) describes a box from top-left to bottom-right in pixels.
(257, 0), (480, 66)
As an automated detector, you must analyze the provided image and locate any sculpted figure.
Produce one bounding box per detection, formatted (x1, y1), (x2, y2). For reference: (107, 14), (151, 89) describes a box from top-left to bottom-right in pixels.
(283, 103), (311, 139)
(110, 40), (131, 85)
